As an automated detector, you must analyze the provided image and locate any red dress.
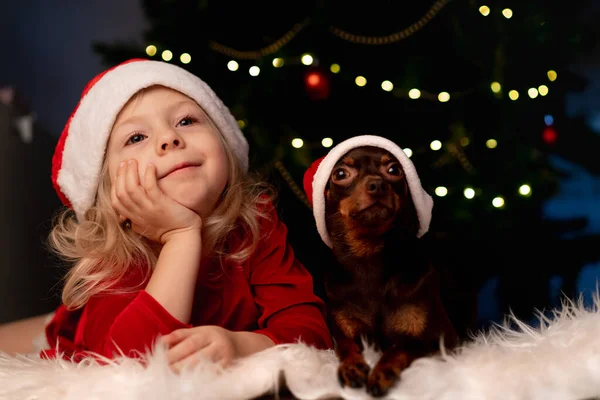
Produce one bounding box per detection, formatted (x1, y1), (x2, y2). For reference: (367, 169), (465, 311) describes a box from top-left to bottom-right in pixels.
(41, 205), (332, 360)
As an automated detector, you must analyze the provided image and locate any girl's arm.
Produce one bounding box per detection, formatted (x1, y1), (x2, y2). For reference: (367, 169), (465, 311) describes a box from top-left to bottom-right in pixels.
(144, 229), (202, 324)
(78, 229), (203, 359)
(230, 330), (275, 357)
(42, 268), (194, 360)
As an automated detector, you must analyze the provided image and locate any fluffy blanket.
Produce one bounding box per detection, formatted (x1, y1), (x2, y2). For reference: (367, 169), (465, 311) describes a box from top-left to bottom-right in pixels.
(2, 295), (600, 400)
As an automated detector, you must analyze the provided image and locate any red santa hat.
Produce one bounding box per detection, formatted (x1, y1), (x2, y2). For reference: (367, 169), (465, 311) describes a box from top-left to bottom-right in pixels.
(51, 58), (248, 222)
(303, 135), (433, 248)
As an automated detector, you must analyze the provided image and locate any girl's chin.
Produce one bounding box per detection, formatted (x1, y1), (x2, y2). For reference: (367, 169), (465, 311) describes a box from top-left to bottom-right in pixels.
(173, 198), (215, 219)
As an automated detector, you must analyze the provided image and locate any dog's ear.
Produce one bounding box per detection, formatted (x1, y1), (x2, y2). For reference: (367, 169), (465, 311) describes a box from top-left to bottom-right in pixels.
(398, 186), (420, 237)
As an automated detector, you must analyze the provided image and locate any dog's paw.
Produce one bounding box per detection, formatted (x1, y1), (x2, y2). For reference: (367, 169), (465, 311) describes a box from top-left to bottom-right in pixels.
(337, 355), (370, 389)
(366, 366), (400, 398)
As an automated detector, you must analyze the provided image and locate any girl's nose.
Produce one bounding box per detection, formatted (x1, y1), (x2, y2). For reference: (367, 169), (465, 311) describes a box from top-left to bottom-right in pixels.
(157, 127), (184, 153)
(161, 138), (180, 151)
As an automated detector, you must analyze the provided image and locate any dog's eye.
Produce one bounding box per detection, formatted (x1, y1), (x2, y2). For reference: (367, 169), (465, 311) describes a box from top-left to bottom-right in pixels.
(387, 164), (401, 176)
(333, 168), (348, 181)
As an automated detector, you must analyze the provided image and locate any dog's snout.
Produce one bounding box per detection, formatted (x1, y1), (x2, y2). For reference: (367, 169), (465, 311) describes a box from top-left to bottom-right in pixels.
(366, 177), (387, 196)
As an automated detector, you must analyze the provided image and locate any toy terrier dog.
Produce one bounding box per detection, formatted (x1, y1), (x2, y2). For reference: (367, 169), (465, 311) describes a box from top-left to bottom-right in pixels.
(312, 143), (460, 397)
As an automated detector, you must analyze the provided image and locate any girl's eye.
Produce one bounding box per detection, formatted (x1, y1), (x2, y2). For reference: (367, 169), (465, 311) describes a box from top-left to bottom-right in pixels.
(387, 164), (401, 176)
(178, 116), (196, 127)
(126, 134), (146, 145)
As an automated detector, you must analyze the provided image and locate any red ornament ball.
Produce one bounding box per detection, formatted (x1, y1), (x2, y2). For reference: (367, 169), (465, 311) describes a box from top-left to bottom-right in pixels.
(304, 69), (330, 100)
(543, 126), (558, 144)
(306, 72), (321, 87)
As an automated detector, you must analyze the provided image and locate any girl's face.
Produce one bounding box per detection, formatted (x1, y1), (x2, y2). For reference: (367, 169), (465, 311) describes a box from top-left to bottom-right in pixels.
(106, 86), (229, 219)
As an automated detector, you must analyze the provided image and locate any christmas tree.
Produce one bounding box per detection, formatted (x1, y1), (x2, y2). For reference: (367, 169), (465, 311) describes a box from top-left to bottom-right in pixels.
(93, 0), (600, 326)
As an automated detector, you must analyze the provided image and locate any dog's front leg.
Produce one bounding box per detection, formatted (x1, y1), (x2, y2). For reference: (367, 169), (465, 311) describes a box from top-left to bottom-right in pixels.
(330, 317), (373, 389)
(366, 335), (435, 397)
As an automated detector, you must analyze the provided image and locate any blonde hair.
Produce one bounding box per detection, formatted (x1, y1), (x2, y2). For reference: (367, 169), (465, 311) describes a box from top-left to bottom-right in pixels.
(49, 96), (274, 310)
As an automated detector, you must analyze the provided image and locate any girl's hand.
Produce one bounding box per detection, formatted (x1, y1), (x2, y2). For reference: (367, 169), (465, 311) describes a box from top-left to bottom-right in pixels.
(111, 159), (202, 244)
(162, 326), (236, 371)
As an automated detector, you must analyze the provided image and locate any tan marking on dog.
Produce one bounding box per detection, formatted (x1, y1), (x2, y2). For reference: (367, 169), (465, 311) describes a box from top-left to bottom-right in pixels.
(385, 305), (428, 336)
(338, 196), (389, 257)
(333, 308), (373, 338)
(341, 157), (355, 166)
(339, 197), (354, 218)
(380, 154), (392, 164)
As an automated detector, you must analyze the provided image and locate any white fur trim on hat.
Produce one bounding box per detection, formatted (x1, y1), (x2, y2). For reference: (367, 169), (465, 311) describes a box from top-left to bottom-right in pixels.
(311, 135), (433, 248)
(56, 60), (248, 221)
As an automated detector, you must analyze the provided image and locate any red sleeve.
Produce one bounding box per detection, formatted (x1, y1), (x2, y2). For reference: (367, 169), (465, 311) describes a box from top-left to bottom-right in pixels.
(249, 204), (333, 350)
(42, 267), (191, 360)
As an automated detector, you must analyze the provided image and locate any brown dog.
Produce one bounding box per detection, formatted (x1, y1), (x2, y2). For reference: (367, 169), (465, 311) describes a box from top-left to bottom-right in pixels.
(304, 136), (460, 397)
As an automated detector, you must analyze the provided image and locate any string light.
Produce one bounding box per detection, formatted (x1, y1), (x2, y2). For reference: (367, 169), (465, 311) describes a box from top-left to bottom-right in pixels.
(219, 52), (554, 103)
(408, 89), (421, 99)
(152, 5), (554, 105)
(528, 88), (538, 98)
(435, 186), (448, 197)
(227, 60), (239, 71)
(146, 45), (157, 56)
(491, 82), (501, 93)
(381, 80), (394, 92)
(464, 187), (475, 199)
(180, 53), (191, 64)
(355, 76), (367, 87)
(282, 132), (535, 208)
(321, 138), (333, 148)
(249, 66), (260, 76)
(301, 53), (313, 66)
(161, 50), (173, 62)
(518, 184), (532, 196)
(486, 139), (497, 149)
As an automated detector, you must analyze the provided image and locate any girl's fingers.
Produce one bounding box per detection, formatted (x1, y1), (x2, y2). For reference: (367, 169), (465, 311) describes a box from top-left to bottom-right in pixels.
(171, 354), (199, 373)
(142, 163), (162, 202)
(111, 180), (129, 220)
(124, 159), (147, 208)
(114, 160), (134, 209)
(166, 335), (210, 366)
(171, 345), (223, 373)
(161, 329), (189, 347)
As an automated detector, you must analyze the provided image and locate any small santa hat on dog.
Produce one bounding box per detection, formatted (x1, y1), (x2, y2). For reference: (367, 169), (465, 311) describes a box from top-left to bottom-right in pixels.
(51, 58), (248, 222)
(303, 135), (433, 248)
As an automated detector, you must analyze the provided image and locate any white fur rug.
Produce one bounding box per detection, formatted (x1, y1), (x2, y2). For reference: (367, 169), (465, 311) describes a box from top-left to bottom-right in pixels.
(2, 295), (600, 400)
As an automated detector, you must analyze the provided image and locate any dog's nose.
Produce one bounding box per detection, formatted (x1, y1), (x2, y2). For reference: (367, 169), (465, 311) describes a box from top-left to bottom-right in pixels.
(366, 177), (387, 197)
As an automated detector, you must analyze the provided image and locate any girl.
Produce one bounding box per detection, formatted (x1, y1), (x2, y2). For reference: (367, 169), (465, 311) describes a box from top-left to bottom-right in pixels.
(20, 58), (332, 368)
